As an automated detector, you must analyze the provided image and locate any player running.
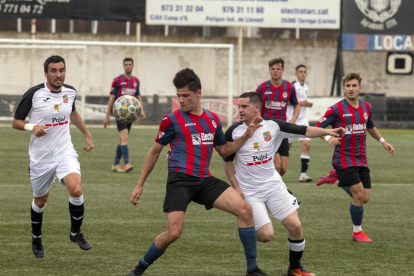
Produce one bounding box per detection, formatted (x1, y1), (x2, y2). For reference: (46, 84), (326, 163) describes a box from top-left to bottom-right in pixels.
(316, 72), (394, 243)
(128, 69), (269, 276)
(224, 92), (344, 276)
(12, 55), (94, 258)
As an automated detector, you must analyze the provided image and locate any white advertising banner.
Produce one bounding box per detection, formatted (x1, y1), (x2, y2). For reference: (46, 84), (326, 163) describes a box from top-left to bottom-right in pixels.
(146, 0), (340, 29)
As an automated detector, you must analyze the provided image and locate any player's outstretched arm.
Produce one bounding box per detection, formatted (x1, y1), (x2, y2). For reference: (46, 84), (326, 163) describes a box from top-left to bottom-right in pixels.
(103, 95), (116, 128)
(215, 117), (263, 157)
(70, 110), (94, 152)
(223, 161), (244, 199)
(130, 142), (164, 206)
(12, 119), (49, 137)
(367, 127), (395, 156)
(306, 126), (344, 139)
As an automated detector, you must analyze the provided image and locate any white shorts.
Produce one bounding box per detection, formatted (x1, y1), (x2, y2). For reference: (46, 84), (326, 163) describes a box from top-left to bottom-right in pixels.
(287, 117), (310, 143)
(245, 184), (300, 230)
(29, 151), (81, 197)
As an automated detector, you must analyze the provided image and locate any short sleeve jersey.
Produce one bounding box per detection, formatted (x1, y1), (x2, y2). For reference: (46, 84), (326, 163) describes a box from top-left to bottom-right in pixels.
(286, 81), (309, 121)
(224, 119), (306, 196)
(110, 75), (140, 99)
(14, 83), (77, 163)
(256, 80), (298, 121)
(316, 99), (375, 169)
(155, 108), (227, 178)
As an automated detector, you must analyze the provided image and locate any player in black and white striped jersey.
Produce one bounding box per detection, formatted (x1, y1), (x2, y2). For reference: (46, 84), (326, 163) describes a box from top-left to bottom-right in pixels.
(12, 55), (94, 258)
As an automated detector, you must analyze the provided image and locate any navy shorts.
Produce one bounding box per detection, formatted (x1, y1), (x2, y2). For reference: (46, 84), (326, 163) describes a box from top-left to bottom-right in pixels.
(163, 172), (230, 213)
(276, 138), (289, 157)
(116, 120), (132, 132)
(336, 167), (371, 189)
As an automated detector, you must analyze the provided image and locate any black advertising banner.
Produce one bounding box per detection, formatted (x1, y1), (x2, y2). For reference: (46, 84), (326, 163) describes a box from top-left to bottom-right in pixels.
(342, 0), (414, 51)
(342, 0), (413, 35)
(0, 0), (145, 22)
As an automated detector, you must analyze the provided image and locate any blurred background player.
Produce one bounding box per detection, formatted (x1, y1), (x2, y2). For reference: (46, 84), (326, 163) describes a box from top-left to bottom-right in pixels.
(103, 57), (146, 173)
(287, 65), (313, 182)
(224, 92), (344, 276)
(256, 58), (299, 176)
(316, 72), (394, 243)
(12, 55), (94, 258)
(128, 69), (268, 276)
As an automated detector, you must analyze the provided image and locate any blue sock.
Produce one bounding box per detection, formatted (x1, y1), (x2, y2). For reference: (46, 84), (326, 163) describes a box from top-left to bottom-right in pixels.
(139, 242), (166, 268)
(120, 145), (130, 165)
(238, 227), (258, 272)
(114, 145), (122, 165)
(350, 204), (364, 226)
(342, 187), (352, 197)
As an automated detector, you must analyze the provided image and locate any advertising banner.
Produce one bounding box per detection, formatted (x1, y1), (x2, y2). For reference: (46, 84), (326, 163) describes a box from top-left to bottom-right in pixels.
(0, 0), (145, 22)
(147, 0), (340, 29)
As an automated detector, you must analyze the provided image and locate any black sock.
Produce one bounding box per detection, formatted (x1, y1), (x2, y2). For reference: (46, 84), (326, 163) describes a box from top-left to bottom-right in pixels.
(69, 202), (84, 233)
(288, 238), (304, 269)
(31, 207), (43, 237)
(301, 158), (309, 173)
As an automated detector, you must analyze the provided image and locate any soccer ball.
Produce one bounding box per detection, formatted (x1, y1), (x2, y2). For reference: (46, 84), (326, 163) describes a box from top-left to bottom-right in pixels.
(113, 95), (141, 124)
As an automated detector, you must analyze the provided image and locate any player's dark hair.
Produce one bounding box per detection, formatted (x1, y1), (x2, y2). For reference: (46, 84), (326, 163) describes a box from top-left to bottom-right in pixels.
(343, 72), (362, 86)
(268, 57), (284, 69)
(173, 68), (202, 93)
(123, 57), (134, 64)
(44, 55), (65, 72)
(296, 64), (307, 71)
(240, 92), (262, 109)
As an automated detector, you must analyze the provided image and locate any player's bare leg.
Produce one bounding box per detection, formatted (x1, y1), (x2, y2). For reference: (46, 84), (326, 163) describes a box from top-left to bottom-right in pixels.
(213, 188), (269, 276)
(64, 173), (92, 250)
(256, 223), (274, 243)
(279, 156), (289, 176)
(31, 192), (49, 258)
(281, 211), (315, 276)
(348, 183), (372, 243)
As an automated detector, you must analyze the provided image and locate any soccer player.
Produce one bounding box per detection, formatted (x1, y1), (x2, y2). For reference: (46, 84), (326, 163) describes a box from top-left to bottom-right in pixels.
(12, 55), (94, 258)
(103, 57), (146, 173)
(128, 69), (269, 276)
(287, 65), (314, 182)
(224, 92), (344, 276)
(256, 57), (300, 176)
(316, 72), (394, 243)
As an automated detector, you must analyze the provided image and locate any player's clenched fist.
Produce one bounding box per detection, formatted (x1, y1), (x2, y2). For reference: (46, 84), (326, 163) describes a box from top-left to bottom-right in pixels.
(32, 125), (49, 137)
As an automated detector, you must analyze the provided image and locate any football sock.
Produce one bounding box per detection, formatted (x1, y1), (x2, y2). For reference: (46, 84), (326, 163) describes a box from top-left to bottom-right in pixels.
(69, 195), (84, 234)
(350, 204), (364, 227)
(31, 200), (46, 237)
(238, 227), (258, 272)
(342, 187), (352, 197)
(140, 242), (166, 267)
(114, 144), (122, 165)
(300, 155), (310, 173)
(353, 225), (362, 233)
(288, 238), (305, 270)
(120, 145), (130, 165)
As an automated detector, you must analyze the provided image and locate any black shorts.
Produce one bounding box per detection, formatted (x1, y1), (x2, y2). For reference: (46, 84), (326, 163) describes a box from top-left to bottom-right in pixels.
(163, 172), (230, 213)
(116, 120), (132, 132)
(276, 138), (289, 157)
(336, 167), (371, 189)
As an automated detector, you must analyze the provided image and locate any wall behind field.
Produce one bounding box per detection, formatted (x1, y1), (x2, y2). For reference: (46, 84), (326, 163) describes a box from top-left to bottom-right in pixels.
(0, 32), (412, 98)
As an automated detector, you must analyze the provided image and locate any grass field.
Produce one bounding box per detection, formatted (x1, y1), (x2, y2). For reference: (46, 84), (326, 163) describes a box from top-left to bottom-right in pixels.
(0, 125), (413, 276)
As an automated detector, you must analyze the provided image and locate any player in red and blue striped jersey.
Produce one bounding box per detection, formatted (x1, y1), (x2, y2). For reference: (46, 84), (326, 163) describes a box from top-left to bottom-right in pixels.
(103, 58), (146, 173)
(128, 68), (269, 276)
(256, 57), (300, 177)
(316, 72), (394, 243)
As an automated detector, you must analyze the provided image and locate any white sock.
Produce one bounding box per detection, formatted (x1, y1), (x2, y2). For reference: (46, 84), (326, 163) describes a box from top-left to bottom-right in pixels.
(353, 225), (362, 233)
(32, 200), (46, 213)
(69, 194), (84, 206)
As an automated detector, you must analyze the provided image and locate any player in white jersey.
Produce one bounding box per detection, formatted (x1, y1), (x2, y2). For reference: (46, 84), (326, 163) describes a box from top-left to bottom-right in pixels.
(286, 65), (314, 182)
(224, 92), (343, 276)
(12, 56), (94, 258)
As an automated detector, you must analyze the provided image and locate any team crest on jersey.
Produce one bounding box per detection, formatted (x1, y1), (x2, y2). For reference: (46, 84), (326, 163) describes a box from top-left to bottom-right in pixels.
(63, 95), (68, 103)
(263, 131), (272, 141)
(54, 104), (59, 112)
(253, 142), (260, 151)
(211, 120), (217, 129)
(283, 92), (287, 98)
(364, 112), (368, 120)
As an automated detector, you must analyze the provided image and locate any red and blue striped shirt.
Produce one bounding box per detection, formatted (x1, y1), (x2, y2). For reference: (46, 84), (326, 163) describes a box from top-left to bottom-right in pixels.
(155, 108), (227, 178)
(316, 99), (375, 169)
(256, 80), (298, 121)
(110, 75), (140, 99)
